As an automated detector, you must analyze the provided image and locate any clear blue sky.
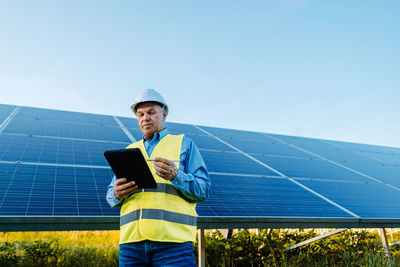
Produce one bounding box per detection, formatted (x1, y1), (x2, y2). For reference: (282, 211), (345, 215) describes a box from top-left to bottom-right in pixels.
(1, 0), (399, 147)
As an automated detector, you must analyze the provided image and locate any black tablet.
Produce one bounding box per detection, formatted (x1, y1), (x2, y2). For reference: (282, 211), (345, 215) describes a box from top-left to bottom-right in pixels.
(104, 148), (157, 189)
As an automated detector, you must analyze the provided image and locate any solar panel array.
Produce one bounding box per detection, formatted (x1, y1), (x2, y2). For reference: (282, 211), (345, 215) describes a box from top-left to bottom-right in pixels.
(1, 103), (400, 229)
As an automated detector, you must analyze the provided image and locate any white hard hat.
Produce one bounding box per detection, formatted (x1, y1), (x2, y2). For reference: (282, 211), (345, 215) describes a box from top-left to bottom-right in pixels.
(131, 88), (169, 115)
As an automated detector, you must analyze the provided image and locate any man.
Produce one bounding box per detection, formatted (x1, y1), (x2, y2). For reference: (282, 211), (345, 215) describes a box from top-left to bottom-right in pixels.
(106, 88), (210, 266)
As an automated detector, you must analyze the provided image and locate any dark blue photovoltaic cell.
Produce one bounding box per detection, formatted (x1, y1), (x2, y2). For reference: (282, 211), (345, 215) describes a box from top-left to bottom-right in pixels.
(300, 180), (400, 218)
(0, 104), (16, 114)
(119, 116), (206, 136)
(188, 134), (234, 152)
(125, 130), (235, 151)
(253, 154), (370, 182)
(199, 125), (271, 142)
(201, 151), (279, 176)
(328, 139), (400, 155)
(0, 163), (118, 216)
(17, 106), (117, 126)
(165, 122), (205, 136)
(358, 151), (400, 165)
(126, 128), (144, 141)
(92, 168), (120, 216)
(4, 117), (130, 142)
(117, 116), (139, 129)
(267, 134), (331, 148)
(0, 104), (16, 124)
(122, 120), (210, 142)
(196, 175), (352, 217)
(0, 134), (127, 166)
(341, 162), (400, 187)
(220, 137), (314, 158)
(268, 133), (383, 164)
(0, 164), (17, 200)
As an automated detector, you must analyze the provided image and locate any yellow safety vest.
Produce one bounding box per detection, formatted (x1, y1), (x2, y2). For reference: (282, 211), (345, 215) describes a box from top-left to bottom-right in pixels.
(119, 134), (197, 244)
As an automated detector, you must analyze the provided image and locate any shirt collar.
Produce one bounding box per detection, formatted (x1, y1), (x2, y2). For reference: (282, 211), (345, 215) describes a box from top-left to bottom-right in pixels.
(143, 128), (169, 142)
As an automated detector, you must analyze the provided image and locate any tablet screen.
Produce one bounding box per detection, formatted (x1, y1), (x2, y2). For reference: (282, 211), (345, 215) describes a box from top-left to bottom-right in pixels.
(104, 148), (157, 189)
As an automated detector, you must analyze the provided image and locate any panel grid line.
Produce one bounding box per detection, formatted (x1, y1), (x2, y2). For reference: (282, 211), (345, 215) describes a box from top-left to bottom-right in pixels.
(0, 160), (110, 169)
(194, 125), (360, 218)
(0, 106), (21, 134)
(0, 164), (19, 209)
(198, 147), (315, 161)
(326, 140), (400, 166)
(352, 150), (387, 164)
(3, 132), (130, 145)
(322, 141), (400, 186)
(209, 172), (281, 178)
(264, 133), (400, 191)
(194, 126), (286, 177)
(73, 165), (79, 216)
(209, 171), (377, 184)
(113, 116), (136, 143)
(25, 144), (44, 216)
(52, 165), (57, 216)
(90, 164), (104, 216)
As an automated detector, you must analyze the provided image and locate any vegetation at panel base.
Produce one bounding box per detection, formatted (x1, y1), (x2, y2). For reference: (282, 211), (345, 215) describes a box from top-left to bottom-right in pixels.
(0, 231), (119, 267)
(1, 229), (400, 266)
(194, 229), (400, 267)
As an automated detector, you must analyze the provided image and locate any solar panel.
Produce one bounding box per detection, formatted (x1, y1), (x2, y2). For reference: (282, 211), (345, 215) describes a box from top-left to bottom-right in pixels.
(1, 103), (400, 231)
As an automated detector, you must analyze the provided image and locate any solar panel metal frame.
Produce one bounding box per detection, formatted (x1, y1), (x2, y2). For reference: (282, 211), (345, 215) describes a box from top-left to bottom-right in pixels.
(2, 216), (400, 232)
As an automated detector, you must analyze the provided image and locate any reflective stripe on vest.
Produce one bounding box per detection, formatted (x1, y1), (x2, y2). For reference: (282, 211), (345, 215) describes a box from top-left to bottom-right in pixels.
(131, 183), (196, 203)
(119, 134), (197, 244)
(120, 208), (197, 227)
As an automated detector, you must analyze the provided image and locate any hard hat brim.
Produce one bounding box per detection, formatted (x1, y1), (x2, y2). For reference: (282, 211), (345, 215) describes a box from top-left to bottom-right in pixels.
(131, 101), (169, 116)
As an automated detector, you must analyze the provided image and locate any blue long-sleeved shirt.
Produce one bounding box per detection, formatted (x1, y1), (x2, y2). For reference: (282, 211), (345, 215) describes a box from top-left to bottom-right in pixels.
(106, 128), (210, 208)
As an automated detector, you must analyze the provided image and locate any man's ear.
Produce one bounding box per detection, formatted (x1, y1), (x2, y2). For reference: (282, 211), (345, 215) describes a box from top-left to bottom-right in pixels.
(162, 108), (167, 121)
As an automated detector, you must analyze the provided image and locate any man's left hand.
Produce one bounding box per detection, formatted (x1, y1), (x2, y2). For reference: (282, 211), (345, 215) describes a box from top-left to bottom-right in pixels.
(153, 157), (178, 181)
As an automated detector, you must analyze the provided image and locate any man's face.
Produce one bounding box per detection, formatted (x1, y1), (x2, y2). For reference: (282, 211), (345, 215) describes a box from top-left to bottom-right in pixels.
(136, 102), (167, 140)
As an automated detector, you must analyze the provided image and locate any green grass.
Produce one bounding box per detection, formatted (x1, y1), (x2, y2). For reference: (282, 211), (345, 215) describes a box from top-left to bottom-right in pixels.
(1, 229), (400, 266)
(0, 231), (119, 266)
(196, 229), (400, 266)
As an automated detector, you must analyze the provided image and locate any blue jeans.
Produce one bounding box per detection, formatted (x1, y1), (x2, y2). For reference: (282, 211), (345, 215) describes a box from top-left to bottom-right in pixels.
(119, 240), (197, 267)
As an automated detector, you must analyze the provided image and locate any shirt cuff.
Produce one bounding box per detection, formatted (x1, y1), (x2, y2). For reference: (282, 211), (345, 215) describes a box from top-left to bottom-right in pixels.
(171, 169), (192, 187)
(106, 189), (123, 208)
(171, 170), (202, 202)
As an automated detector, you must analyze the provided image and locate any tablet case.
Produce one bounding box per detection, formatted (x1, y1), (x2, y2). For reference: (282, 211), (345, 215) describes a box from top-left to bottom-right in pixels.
(104, 148), (157, 189)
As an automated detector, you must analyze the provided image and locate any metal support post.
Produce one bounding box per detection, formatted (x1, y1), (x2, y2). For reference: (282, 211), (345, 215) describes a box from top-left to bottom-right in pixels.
(198, 229), (205, 267)
(378, 228), (392, 264)
(285, 228), (347, 251)
(227, 229), (233, 239)
(390, 240), (400, 246)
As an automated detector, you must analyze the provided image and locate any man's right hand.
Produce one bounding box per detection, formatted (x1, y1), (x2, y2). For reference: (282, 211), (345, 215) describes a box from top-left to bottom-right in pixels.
(114, 178), (138, 199)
